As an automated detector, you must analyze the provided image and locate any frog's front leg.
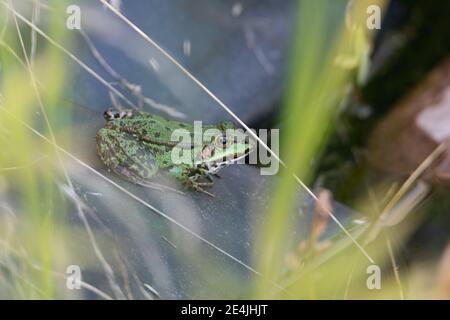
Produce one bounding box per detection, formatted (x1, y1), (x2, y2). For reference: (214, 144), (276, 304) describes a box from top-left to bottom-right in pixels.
(168, 166), (215, 196)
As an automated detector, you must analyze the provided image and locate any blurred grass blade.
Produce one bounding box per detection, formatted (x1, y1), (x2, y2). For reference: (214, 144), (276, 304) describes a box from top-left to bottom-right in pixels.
(253, 0), (386, 298)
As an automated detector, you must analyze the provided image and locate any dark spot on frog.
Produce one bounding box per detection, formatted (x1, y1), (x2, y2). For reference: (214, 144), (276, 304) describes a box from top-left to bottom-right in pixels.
(154, 132), (161, 138)
(123, 134), (136, 142)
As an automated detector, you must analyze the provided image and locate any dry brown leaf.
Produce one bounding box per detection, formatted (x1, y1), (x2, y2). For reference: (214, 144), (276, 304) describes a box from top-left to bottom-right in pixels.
(368, 56), (450, 185)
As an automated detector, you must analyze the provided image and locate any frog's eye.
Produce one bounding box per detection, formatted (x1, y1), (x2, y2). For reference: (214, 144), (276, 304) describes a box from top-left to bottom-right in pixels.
(215, 135), (233, 148)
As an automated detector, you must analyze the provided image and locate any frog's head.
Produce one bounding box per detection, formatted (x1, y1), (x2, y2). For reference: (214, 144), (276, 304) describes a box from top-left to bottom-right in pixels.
(103, 109), (133, 121)
(196, 129), (254, 174)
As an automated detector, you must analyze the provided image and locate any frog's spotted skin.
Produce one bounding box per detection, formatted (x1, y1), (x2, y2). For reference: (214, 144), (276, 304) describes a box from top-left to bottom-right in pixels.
(96, 109), (253, 193)
(105, 112), (231, 147)
(96, 128), (159, 185)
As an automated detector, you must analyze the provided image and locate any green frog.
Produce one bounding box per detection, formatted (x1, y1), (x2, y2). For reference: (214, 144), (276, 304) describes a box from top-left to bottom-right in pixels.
(96, 109), (253, 194)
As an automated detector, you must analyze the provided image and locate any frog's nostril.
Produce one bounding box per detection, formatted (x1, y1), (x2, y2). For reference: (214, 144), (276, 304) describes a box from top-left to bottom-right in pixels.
(103, 111), (111, 120)
(104, 109), (126, 121)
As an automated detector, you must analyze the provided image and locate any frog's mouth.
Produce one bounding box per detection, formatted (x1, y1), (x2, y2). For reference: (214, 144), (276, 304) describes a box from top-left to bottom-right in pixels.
(199, 147), (252, 175)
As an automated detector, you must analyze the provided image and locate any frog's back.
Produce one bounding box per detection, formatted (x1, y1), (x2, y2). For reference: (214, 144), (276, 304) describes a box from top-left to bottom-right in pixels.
(108, 113), (174, 141)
